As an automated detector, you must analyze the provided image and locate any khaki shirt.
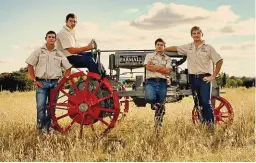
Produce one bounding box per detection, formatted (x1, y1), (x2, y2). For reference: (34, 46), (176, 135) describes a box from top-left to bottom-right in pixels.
(177, 41), (223, 74)
(56, 26), (80, 57)
(25, 44), (72, 79)
(144, 52), (172, 79)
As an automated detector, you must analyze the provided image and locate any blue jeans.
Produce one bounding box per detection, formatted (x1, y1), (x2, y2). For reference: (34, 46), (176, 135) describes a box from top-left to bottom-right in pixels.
(189, 75), (214, 123)
(144, 79), (167, 105)
(67, 52), (101, 74)
(36, 80), (58, 132)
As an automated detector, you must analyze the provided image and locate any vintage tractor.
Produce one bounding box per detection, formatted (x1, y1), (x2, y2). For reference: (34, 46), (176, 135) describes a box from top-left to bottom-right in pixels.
(47, 40), (234, 137)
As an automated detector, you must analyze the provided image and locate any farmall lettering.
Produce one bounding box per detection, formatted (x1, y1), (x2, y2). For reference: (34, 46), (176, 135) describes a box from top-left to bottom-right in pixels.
(120, 56), (143, 64)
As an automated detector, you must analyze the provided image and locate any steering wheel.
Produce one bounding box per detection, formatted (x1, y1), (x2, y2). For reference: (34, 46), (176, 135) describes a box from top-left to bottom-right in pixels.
(176, 56), (187, 66)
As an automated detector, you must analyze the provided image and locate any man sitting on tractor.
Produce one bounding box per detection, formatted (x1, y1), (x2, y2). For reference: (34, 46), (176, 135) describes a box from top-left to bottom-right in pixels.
(56, 13), (106, 77)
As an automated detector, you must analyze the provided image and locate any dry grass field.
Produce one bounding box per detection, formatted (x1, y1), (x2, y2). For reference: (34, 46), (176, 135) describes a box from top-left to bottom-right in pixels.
(0, 87), (255, 162)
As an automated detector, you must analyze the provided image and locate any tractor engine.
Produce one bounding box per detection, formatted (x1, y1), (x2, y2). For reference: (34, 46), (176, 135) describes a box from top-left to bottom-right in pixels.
(108, 51), (190, 107)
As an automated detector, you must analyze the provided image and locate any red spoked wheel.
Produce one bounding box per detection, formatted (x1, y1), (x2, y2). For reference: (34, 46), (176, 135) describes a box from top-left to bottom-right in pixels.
(48, 71), (120, 138)
(192, 96), (234, 125)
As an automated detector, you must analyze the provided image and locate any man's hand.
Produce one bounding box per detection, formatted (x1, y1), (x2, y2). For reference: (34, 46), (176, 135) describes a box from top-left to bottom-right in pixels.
(87, 41), (94, 50)
(33, 81), (44, 88)
(146, 61), (164, 72)
(148, 61), (153, 65)
(203, 75), (215, 83)
(64, 68), (71, 78)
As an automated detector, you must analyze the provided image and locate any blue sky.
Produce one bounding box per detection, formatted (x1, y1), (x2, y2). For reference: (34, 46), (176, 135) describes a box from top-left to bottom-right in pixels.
(0, 0), (255, 77)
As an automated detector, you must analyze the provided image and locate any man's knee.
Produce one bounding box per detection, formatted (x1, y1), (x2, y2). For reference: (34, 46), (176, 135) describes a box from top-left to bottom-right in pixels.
(145, 90), (156, 104)
(145, 97), (156, 104)
(201, 99), (212, 111)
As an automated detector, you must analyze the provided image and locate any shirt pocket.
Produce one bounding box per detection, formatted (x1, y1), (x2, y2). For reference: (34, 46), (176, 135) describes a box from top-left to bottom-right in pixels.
(198, 51), (209, 62)
(161, 58), (168, 66)
(151, 58), (159, 65)
(52, 56), (62, 68)
(38, 54), (47, 66)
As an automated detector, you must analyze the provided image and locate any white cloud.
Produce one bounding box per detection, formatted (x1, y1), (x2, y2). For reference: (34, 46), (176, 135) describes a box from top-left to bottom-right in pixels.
(129, 3), (240, 30)
(113, 2), (254, 39)
(126, 8), (139, 13)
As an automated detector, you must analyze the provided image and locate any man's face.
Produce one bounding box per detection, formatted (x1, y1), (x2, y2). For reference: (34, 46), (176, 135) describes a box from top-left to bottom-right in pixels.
(191, 29), (202, 41)
(45, 34), (56, 45)
(155, 41), (165, 53)
(66, 17), (77, 29)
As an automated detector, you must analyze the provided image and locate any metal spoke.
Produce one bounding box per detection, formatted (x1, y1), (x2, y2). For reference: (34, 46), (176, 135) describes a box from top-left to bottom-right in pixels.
(52, 103), (69, 107)
(57, 94), (66, 100)
(92, 94), (112, 106)
(63, 117), (76, 133)
(55, 107), (68, 110)
(70, 79), (79, 93)
(92, 81), (104, 94)
(56, 113), (69, 120)
(100, 107), (115, 113)
(216, 102), (224, 110)
(60, 89), (71, 98)
(90, 114), (110, 127)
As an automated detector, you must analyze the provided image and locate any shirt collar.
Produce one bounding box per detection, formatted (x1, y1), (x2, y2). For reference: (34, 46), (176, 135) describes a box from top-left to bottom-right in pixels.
(192, 40), (206, 45)
(63, 25), (75, 33)
(192, 40), (206, 49)
(40, 44), (57, 51)
(153, 51), (166, 58)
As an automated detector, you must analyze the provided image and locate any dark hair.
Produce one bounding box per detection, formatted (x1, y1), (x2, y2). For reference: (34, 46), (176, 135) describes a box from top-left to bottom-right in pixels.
(45, 31), (56, 38)
(155, 38), (166, 46)
(66, 13), (76, 22)
(190, 26), (203, 36)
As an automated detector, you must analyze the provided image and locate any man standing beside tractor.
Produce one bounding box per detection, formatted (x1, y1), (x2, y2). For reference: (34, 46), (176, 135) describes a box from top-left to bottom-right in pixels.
(165, 26), (223, 132)
(144, 38), (172, 130)
(26, 31), (72, 134)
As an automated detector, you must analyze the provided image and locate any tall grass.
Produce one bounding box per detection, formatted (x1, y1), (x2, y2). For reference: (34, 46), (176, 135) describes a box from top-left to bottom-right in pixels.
(0, 88), (255, 161)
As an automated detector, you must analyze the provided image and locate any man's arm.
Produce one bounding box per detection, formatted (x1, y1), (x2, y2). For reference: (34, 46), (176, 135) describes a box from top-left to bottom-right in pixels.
(66, 41), (93, 54)
(146, 62), (171, 74)
(146, 62), (163, 72)
(27, 64), (43, 88)
(58, 32), (94, 54)
(212, 59), (223, 78)
(165, 46), (177, 52)
(157, 67), (171, 74)
(63, 68), (71, 77)
(165, 44), (189, 56)
(203, 45), (224, 83)
(27, 64), (36, 81)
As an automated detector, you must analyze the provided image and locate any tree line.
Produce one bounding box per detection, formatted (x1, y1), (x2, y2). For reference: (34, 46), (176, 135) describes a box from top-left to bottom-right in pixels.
(0, 67), (255, 92)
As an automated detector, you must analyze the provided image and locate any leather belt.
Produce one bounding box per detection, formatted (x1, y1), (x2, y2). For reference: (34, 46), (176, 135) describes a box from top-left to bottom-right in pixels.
(147, 78), (167, 82)
(189, 73), (211, 78)
(36, 77), (59, 82)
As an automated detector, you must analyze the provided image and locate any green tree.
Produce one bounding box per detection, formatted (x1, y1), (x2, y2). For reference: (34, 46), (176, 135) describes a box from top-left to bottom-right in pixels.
(222, 73), (227, 87)
(236, 79), (243, 87)
(227, 79), (237, 88)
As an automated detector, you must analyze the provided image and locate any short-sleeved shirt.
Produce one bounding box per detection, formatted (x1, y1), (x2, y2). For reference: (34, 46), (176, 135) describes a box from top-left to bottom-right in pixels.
(25, 44), (72, 79)
(144, 52), (172, 79)
(177, 41), (223, 74)
(56, 26), (80, 57)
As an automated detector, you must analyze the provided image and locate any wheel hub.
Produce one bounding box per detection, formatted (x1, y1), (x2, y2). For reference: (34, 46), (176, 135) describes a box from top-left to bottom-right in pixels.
(79, 103), (88, 112)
